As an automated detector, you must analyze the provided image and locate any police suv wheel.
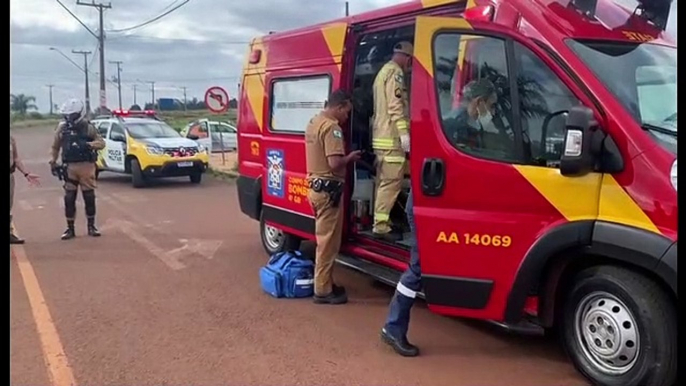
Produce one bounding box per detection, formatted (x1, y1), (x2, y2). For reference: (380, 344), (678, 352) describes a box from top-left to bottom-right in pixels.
(259, 210), (301, 256)
(560, 265), (676, 386)
(189, 172), (202, 184)
(130, 159), (146, 188)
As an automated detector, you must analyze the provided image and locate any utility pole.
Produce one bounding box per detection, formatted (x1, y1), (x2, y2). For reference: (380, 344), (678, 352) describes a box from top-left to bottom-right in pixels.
(77, 1), (111, 112)
(46, 84), (54, 115)
(72, 50), (92, 114)
(132, 84), (137, 106)
(180, 86), (188, 111)
(109, 60), (123, 109)
(146, 81), (156, 109)
(345, 1), (350, 16)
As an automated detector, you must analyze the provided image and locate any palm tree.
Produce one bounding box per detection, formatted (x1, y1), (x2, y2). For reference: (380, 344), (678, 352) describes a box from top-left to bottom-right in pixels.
(10, 94), (38, 116)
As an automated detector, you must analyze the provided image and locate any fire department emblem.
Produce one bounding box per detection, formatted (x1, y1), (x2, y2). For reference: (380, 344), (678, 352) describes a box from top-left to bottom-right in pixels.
(266, 149), (285, 198)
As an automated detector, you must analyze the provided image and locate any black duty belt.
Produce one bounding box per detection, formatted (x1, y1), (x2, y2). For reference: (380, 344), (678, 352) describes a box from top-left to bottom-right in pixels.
(309, 178), (343, 193)
(309, 178), (344, 208)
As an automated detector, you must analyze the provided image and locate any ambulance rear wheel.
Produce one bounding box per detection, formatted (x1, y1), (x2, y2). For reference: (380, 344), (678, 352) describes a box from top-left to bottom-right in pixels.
(560, 265), (676, 386)
(259, 210), (301, 256)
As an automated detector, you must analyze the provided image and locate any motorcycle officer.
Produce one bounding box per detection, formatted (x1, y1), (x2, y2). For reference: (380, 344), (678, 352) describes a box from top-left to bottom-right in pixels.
(49, 98), (106, 240)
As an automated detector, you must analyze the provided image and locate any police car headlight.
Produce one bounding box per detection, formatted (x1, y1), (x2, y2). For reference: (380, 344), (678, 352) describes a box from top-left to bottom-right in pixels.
(670, 159), (677, 191)
(146, 145), (164, 155)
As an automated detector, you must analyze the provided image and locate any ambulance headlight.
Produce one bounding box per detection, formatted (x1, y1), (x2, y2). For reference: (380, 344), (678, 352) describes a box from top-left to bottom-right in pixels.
(146, 145), (164, 155)
(670, 159), (677, 191)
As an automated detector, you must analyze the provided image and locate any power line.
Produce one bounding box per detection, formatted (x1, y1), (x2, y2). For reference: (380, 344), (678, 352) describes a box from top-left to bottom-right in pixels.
(76, 0), (111, 111)
(54, 0), (98, 38)
(106, 0), (191, 33)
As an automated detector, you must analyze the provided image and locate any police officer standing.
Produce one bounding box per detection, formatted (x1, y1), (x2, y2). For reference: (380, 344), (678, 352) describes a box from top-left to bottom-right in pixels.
(305, 90), (361, 305)
(10, 131), (41, 244)
(371, 41), (413, 242)
(49, 98), (105, 240)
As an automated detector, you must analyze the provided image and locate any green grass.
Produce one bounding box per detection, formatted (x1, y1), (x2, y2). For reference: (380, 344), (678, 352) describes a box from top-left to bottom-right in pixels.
(157, 109), (237, 131)
(9, 109), (238, 132)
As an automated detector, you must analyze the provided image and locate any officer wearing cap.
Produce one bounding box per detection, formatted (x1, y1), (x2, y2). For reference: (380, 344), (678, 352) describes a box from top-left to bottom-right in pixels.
(371, 41), (413, 242)
(49, 98), (105, 240)
(305, 89), (361, 305)
(10, 131), (41, 244)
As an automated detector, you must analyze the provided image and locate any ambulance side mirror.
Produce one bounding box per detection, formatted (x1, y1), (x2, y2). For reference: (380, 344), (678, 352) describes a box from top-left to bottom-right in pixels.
(560, 105), (597, 176)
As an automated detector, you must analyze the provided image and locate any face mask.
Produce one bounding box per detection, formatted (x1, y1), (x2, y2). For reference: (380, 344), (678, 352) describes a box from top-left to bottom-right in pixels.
(477, 103), (493, 127)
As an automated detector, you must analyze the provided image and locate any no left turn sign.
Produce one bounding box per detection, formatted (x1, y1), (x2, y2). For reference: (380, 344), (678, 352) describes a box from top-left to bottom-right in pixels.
(204, 86), (230, 113)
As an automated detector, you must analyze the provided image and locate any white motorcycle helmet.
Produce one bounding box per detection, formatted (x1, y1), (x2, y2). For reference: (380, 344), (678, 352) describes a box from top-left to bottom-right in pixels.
(59, 98), (86, 124)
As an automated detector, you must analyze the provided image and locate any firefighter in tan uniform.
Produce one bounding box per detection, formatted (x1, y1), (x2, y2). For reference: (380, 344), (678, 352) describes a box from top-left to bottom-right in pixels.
(371, 41), (413, 242)
(10, 132), (41, 244)
(305, 90), (361, 305)
(49, 98), (106, 240)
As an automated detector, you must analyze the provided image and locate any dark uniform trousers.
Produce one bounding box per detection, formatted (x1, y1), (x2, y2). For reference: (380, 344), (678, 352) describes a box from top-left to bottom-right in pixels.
(308, 189), (344, 296)
(383, 188), (422, 339)
(63, 162), (98, 221)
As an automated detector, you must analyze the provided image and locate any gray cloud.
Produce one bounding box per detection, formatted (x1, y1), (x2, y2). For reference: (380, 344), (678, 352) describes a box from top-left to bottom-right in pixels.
(10, 0), (677, 113)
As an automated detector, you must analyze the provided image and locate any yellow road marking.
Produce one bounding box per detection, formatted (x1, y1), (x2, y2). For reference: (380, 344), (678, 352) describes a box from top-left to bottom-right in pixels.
(12, 242), (77, 386)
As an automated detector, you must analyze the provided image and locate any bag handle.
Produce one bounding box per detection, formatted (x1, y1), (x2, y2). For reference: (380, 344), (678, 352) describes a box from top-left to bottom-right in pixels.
(269, 250), (302, 270)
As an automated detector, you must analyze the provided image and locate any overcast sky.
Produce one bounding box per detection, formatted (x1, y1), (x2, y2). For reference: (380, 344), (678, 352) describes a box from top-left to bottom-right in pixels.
(10, 0), (677, 113)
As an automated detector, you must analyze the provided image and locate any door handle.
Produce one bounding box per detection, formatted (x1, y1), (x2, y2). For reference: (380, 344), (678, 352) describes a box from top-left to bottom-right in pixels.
(421, 158), (445, 196)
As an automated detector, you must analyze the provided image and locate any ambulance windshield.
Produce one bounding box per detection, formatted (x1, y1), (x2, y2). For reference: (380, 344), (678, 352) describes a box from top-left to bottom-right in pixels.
(567, 39), (676, 153)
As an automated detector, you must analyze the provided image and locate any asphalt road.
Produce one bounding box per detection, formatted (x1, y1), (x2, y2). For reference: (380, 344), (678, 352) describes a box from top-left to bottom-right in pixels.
(10, 125), (588, 386)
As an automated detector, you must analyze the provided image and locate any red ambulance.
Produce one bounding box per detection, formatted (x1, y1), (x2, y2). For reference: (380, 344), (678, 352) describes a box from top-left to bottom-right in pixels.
(235, 1), (677, 385)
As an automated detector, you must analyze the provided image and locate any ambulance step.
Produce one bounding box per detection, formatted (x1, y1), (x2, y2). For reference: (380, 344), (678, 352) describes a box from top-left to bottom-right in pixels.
(336, 253), (544, 336)
(336, 254), (426, 297)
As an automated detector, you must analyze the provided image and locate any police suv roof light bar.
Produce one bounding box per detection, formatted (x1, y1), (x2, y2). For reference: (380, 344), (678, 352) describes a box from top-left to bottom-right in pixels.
(111, 109), (160, 121)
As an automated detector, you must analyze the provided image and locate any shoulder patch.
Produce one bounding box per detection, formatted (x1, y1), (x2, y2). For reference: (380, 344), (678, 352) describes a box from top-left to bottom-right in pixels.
(332, 129), (343, 139)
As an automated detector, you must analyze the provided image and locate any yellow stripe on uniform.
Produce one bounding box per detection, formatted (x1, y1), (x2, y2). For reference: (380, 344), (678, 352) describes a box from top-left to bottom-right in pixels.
(513, 165), (661, 235)
(321, 22), (348, 73)
(383, 156), (406, 163)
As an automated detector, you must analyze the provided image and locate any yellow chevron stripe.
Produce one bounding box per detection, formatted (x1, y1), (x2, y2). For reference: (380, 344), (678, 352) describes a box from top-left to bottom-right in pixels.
(415, 17), (472, 78)
(513, 165), (661, 235)
(321, 22), (348, 73)
(242, 38), (267, 132)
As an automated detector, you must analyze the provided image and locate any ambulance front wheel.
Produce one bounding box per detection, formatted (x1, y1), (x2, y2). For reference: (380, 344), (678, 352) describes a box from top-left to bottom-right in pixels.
(259, 210), (301, 256)
(560, 265), (676, 386)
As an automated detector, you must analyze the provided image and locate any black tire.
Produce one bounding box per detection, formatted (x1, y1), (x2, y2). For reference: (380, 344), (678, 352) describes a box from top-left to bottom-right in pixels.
(559, 265), (676, 386)
(189, 171), (202, 184)
(258, 210), (301, 256)
(130, 159), (146, 188)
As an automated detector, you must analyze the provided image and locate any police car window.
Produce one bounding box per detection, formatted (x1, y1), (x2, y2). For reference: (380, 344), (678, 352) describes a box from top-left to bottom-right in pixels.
(109, 123), (125, 139)
(513, 42), (581, 168)
(433, 33), (520, 163)
(97, 122), (110, 136)
(127, 122), (181, 139)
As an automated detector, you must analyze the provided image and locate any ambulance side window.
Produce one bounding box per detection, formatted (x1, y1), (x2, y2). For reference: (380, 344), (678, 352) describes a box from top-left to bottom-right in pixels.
(513, 42), (581, 168)
(433, 33), (520, 163)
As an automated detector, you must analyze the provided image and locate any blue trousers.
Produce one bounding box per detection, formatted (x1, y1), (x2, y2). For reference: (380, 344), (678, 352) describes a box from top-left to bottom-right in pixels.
(383, 189), (421, 339)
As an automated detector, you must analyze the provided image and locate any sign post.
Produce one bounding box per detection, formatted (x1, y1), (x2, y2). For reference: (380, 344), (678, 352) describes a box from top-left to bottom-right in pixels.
(204, 86), (230, 114)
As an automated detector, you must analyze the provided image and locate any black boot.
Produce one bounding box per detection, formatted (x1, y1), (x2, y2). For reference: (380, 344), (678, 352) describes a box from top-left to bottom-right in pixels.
(380, 328), (419, 357)
(61, 221), (76, 240)
(10, 233), (25, 244)
(87, 218), (101, 237)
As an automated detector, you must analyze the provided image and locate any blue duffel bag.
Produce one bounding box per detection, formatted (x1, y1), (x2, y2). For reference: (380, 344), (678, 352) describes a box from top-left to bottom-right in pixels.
(259, 250), (315, 298)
